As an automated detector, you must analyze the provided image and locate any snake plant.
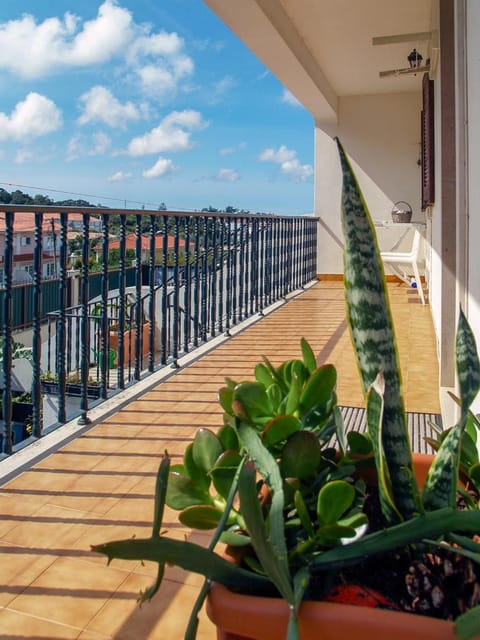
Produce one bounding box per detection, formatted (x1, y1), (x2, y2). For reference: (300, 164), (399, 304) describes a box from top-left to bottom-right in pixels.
(92, 140), (480, 640)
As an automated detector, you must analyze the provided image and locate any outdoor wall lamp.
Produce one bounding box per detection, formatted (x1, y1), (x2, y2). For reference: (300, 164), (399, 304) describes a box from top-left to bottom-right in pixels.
(408, 48), (423, 68)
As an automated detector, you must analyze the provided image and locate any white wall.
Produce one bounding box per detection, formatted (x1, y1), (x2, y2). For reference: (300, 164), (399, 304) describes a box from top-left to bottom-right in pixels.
(315, 92), (423, 274)
(466, 0), (480, 414)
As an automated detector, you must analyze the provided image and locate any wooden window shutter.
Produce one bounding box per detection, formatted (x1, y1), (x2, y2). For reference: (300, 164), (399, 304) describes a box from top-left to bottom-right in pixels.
(421, 73), (435, 210)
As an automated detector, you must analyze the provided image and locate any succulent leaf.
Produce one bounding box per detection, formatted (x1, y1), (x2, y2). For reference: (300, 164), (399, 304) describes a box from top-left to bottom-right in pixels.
(166, 471), (212, 510)
(298, 364), (336, 417)
(192, 428), (223, 474)
(179, 505), (224, 530)
(317, 480), (355, 525)
(301, 338), (317, 374)
(184, 443), (210, 492)
(210, 450), (243, 499)
(262, 415), (301, 447)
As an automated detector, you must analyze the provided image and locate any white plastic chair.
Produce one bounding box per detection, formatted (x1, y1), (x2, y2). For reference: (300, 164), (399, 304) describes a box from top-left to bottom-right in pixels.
(380, 226), (425, 304)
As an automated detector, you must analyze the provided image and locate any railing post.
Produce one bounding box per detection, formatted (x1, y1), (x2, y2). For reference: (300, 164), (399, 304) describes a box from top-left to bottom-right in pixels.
(1, 212), (14, 455)
(78, 212), (91, 425)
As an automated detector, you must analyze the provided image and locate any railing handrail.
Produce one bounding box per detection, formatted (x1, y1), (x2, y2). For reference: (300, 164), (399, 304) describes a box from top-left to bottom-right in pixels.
(0, 204), (315, 220)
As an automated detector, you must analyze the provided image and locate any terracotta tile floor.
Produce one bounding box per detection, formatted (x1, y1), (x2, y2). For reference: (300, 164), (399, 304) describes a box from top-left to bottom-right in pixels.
(0, 281), (440, 639)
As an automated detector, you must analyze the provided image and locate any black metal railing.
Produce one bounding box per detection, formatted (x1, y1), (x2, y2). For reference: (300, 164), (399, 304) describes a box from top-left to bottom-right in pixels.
(0, 206), (317, 456)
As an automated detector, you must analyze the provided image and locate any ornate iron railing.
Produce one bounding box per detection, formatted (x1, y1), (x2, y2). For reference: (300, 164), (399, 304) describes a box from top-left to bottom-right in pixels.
(0, 206), (317, 456)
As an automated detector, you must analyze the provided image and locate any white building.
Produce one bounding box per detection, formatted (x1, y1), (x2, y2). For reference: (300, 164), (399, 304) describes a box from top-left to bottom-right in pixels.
(204, 0), (480, 421)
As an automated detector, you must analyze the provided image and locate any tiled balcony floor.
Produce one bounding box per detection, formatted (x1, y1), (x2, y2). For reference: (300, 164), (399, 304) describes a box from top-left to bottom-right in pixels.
(0, 281), (440, 639)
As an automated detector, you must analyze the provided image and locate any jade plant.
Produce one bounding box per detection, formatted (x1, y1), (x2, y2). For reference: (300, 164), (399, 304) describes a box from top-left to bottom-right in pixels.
(92, 139), (480, 640)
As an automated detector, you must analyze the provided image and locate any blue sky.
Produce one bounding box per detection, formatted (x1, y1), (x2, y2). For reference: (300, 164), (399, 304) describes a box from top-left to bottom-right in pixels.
(0, 0), (314, 215)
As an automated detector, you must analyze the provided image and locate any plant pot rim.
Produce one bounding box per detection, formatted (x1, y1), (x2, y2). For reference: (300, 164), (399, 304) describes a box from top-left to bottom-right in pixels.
(206, 453), (473, 640)
(206, 582), (463, 640)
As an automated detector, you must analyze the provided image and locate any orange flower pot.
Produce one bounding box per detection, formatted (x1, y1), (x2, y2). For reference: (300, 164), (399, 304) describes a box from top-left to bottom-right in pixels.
(206, 454), (479, 640)
(109, 321), (150, 366)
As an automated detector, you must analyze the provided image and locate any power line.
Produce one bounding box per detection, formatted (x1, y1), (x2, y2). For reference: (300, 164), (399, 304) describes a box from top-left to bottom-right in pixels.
(0, 180), (313, 216)
(0, 181), (192, 211)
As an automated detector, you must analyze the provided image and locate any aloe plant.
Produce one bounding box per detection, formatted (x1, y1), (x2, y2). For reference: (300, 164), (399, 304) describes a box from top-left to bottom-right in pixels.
(92, 140), (480, 640)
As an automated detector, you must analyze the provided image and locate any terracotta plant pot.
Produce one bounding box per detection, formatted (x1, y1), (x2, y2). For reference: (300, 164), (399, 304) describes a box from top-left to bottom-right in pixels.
(206, 454), (478, 640)
(109, 321), (150, 366)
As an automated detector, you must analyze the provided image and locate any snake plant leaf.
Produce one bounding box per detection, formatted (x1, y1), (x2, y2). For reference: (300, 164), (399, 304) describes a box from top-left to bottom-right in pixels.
(217, 425), (239, 452)
(422, 420), (465, 510)
(366, 372), (400, 523)
(166, 470), (213, 510)
(317, 480), (355, 525)
(336, 137), (416, 521)
(210, 450), (243, 499)
(178, 504), (225, 530)
(255, 362), (275, 388)
(184, 443), (210, 492)
(298, 364), (337, 416)
(218, 386), (234, 414)
(192, 428), (223, 475)
(262, 415), (301, 447)
(301, 338), (317, 374)
(466, 411), (479, 446)
(232, 381), (273, 424)
(456, 309), (480, 414)
(459, 430), (479, 470)
(238, 460), (294, 604)
(280, 431), (322, 480)
(455, 605), (480, 640)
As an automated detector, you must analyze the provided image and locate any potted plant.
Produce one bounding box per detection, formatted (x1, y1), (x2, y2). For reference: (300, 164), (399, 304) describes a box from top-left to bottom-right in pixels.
(40, 370), (102, 399)
(92, 294), (150, 367)
(92, 140), (480, 640)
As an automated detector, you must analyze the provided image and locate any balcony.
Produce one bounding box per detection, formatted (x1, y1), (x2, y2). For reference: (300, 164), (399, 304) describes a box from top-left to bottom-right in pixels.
(0, 232), (440, 638)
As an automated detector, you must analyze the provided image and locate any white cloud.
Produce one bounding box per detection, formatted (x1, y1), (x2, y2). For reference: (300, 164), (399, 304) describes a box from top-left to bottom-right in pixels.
(128, 109), (207, 156)
(89, 131), (111, 155)
(108, 170), (132, 182)
(208, 75), (235, 103)
(78, 86), (141, 128)
(259, 145), (296, 164)
(128, 30), (194, 98)
(15, 149), (35, 164)
(0, 93), (62, 141)
(219, 142), (246, 156)
(0, 1), (133, 78)
(66, 133), (82, 161)
(259, 144), (313, 182)
(281, 89), (301, 107)
(0, 2), (194, 102)
(216, 168), (240, 182)
(143, 157), (176, 178)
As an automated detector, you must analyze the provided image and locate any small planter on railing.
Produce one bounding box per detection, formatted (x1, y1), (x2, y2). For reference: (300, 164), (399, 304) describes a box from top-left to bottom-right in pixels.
(40, 373), (102, 399)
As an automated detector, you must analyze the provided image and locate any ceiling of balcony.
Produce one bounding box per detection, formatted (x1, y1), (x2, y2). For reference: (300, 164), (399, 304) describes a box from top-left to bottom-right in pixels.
(204, 0), (435, 122)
